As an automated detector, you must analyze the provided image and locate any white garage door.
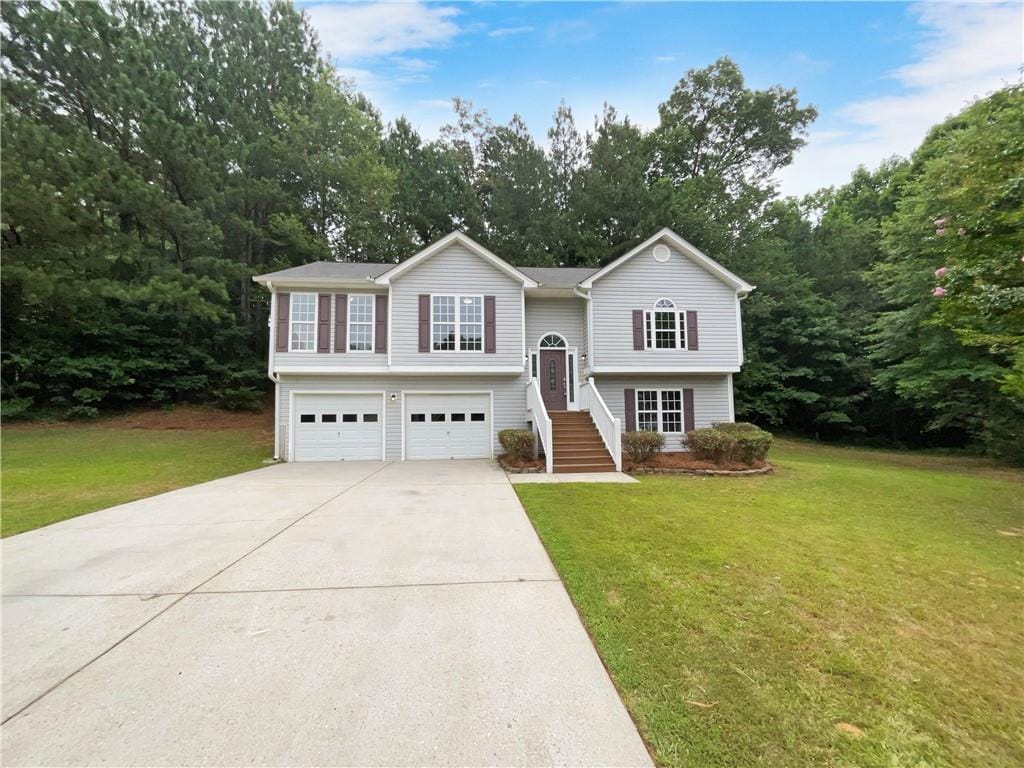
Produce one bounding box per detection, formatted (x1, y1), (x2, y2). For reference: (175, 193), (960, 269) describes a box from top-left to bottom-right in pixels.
(405, 393), (491, 460)
(293, 393), (383, 462)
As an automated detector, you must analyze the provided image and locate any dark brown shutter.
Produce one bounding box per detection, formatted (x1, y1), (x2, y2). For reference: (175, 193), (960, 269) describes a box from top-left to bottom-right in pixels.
(683, 388), (695, 433)
(418, 294), (430, 352)
(632, 310), (645, 350)
(624, 388), (636, 431)
(484, 295), (496, 353)
(686, 310), (699, 351)
(275, 293), (290, 352)
(375, 294), (387, 352)
(317, 294), (331, 353)
(334, 294), (347, 352)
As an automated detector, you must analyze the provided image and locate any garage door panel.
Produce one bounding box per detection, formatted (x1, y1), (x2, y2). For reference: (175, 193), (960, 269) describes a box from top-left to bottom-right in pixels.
(294, 394), (383, 462)
(405, 394), (490, 460)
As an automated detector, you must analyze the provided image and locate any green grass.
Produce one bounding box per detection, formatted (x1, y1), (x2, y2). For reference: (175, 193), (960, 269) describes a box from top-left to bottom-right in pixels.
(516, 439), (1024, 767)
(2, 425), (272, 537)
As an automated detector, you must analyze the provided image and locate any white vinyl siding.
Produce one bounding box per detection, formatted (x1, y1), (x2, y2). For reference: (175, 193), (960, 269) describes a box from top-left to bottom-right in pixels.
(593, 374), (733, 452)
(289, 293), (317, 352)
(524, 297), (586, 352)
(389, 244), (524, 368)
(590, 243), (740, 369)
(277, 373), (528, 461)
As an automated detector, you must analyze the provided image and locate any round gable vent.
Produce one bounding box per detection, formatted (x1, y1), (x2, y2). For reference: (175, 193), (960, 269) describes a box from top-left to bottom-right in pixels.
(653, 244), (670, 262)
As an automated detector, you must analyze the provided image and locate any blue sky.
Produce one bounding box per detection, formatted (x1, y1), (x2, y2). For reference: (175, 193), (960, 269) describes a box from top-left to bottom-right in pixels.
(303, 1), (1023, 196)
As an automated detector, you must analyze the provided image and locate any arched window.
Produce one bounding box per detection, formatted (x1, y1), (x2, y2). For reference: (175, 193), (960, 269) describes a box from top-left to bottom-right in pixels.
(645, 299), (685, 349)
(539, 333), (567, 348)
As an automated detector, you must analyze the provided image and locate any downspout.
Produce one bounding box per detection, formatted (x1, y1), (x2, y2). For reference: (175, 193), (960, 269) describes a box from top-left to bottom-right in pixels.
(573, 287), (592, 375)
(266, 279), (281, 460)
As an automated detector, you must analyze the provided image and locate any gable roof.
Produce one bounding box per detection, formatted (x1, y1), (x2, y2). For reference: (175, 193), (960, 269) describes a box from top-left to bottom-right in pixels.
(375, 231), (538, 287)
(253, 261), (392, 284)
(579, 228), (755, 293)
(519, 266), (598, 287)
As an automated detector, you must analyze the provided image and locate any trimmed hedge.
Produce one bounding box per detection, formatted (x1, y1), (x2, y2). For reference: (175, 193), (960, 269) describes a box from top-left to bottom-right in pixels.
(623, 430), (665, 464)
(686, 422), (774, 465)
(499, 428), (535, 461)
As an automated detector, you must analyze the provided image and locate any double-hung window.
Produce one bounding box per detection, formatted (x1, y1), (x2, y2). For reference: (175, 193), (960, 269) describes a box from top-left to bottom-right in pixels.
(289, 293), (316, 352)
(348, 294), (374, 351)
(432, 295), (483, 352)
(644, 299), (686, 350)
(637, 389), (683, 433)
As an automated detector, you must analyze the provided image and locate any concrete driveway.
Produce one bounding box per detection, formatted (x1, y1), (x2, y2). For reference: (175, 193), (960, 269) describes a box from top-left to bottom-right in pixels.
(1, 460), (651, 767)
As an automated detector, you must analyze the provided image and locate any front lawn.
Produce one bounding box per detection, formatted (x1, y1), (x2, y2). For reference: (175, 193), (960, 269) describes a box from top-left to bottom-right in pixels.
(2, 408), (273, 537)
(516, 439), (1024, 767)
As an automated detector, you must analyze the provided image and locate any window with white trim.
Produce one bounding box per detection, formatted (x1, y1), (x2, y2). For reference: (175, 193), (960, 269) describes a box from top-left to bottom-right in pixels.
(644, 299), (687, 350)
(289, 293), (316, 352)
(432, 295), (483, 352)
(637, 389), (683, 433)
(348, 294), (374, 351)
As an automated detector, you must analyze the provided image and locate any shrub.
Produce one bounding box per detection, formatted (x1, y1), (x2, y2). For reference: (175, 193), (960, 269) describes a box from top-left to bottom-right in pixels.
(623, 430), (665, 464)
(685, 428), (736, 462)
(499, 428), (535, 461)
(734, 428), (773, 464)
(712, 421), (761, 435)
(688, 423), (774, 465)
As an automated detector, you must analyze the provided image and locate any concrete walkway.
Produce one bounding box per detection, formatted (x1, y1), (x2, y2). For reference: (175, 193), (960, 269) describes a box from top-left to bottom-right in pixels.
(2, 460), (651, 767)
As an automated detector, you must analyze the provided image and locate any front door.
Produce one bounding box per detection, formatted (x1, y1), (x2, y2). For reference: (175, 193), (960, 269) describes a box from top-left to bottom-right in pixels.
(539, 349), (567, 411)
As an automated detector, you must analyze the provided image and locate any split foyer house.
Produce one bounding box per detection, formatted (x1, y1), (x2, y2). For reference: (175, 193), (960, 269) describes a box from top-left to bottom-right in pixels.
(253, 228), (754, 473)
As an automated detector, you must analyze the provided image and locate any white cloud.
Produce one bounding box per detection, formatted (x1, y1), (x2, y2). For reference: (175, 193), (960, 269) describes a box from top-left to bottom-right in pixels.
(488, 25), (534, 39)
(305, 2), (460, 60)
(655, 55), (676, 64)
(777, 2), (1023, 197)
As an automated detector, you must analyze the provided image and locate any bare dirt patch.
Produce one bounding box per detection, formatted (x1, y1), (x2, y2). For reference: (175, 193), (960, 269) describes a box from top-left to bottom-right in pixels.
(6, 405), (273, 433)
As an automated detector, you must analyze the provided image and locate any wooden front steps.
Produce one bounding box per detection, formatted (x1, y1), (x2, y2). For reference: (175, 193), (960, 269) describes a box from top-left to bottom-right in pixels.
(549, 410), (616, 473)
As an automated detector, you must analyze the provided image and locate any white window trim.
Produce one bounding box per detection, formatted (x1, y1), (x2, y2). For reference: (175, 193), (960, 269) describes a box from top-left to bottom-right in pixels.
(636, 388), (684, 434)
(347, 294), (376, 353)
(288, 292), (318, 353)
(430, 293), (485, 353)
(644, 300), (688, 351)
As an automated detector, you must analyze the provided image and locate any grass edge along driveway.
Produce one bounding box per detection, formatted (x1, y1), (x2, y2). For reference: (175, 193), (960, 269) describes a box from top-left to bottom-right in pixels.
(3, 420), (272, 537)
(515, 440), (1024, 767)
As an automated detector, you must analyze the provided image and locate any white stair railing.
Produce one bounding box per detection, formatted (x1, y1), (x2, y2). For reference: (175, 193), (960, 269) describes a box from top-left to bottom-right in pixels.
(580, 377), (622, 471)
(526, 377), (554, 474)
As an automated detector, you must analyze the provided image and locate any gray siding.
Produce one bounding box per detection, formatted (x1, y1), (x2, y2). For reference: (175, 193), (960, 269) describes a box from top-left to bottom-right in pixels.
(278, 373), (529, 460)
(593, 374), (733, 452)
(389, 244), (525, 368)
(273, 289), (388, 370)
(524, 297), (586, 352)
(590, 244), (740, 370)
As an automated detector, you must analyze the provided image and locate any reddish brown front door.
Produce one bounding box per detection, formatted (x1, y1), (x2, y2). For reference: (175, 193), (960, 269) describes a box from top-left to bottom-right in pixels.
(539, 349), (567, 411)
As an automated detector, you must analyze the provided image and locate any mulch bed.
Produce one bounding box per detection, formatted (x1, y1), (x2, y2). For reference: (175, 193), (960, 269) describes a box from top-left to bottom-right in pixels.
(625, 452), (772, 476)
(498, 454), (545, 473)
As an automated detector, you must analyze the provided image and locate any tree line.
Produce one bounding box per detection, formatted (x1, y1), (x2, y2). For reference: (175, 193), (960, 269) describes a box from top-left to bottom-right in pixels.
(2, 1), (1021, 461)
